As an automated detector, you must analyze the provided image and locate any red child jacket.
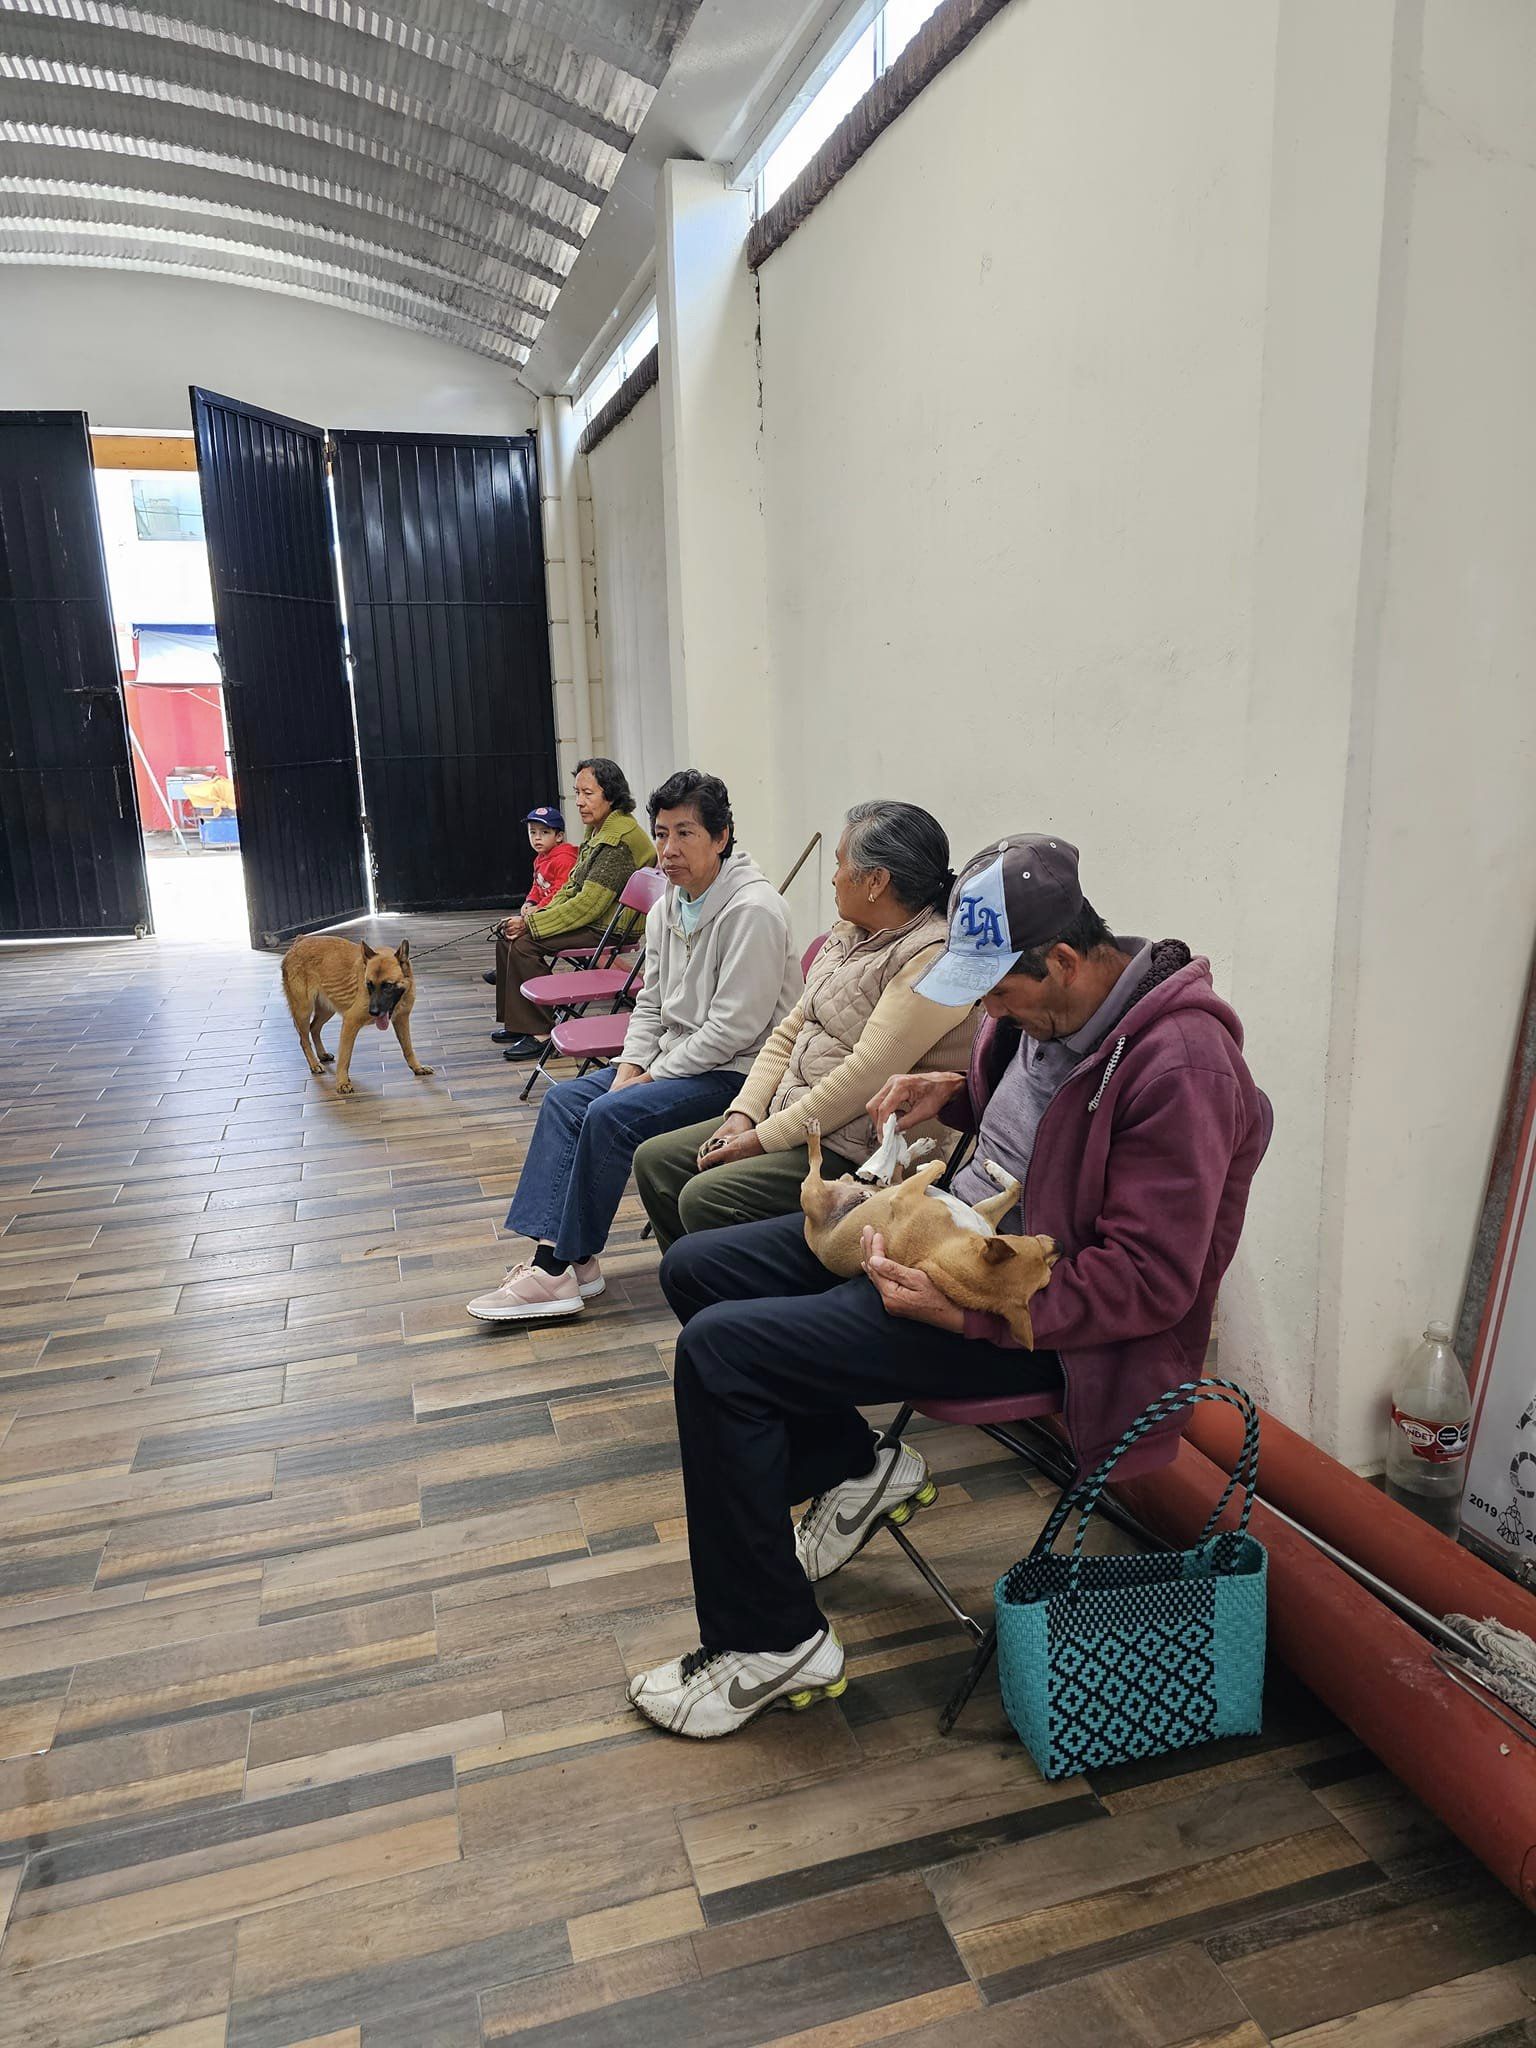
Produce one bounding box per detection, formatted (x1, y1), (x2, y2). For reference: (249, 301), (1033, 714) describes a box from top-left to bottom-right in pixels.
(525, 840), (578, 911)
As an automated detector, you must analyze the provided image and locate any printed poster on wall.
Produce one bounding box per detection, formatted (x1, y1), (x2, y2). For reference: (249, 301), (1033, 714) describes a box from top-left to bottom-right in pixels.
(1460, 952), (1536, 1576)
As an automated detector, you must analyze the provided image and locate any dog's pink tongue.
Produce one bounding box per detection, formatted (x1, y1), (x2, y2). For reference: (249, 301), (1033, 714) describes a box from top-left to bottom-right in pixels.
(374, 1013), (391, 1031)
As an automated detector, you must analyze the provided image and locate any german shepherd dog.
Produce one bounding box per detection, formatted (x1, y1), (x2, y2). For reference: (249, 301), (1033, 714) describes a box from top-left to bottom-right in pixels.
(281, 935), (433, 1097)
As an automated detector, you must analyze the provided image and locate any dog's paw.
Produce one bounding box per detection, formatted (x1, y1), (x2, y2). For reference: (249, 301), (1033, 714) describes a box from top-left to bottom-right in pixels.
(804, 1117), (821, 1138)
(413, 1065), (435, 1078)
(334, 1076), (355, 1096)
(318, 1049), (334, 1064)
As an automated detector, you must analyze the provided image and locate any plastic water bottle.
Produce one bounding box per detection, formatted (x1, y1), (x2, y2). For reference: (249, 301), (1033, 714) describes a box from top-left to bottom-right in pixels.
(1384, 1321), (1471, 1536)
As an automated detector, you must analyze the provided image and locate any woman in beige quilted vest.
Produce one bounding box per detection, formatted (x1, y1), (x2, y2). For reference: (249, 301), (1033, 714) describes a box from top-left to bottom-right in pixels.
(634, 800), (978, 1250)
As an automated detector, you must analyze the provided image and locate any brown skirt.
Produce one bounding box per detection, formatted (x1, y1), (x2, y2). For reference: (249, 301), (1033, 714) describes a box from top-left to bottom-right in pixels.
(495, 923), (607, 1034)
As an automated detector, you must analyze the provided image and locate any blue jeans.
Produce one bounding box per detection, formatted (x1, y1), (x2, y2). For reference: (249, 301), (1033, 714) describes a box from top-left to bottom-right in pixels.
(506, 1067), (742, 1266)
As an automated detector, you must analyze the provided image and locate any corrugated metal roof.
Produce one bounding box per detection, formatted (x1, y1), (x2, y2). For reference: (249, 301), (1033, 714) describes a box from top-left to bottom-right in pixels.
(0, 0), (702, 363)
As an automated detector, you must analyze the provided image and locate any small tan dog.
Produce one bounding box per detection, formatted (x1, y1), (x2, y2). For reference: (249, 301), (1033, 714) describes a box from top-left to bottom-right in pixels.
(800, 1120), (1057, 1346)
(280, 935), (433, 1097)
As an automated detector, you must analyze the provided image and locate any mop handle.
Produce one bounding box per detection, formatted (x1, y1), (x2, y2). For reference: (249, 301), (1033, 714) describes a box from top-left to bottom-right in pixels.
(1260, 1496), (1491, 1662)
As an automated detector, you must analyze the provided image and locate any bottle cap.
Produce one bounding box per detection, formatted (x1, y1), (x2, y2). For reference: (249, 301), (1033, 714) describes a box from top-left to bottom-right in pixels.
(1425, 1320), (1453, 1343)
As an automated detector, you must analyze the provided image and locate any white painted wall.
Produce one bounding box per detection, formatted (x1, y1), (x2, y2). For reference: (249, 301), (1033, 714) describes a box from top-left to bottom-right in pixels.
(757, 0), (1273, 961)
(658, 163), (777, 865)
(587, 384), (674, 811)
(0, 269), (534, 434)
(1327, 0), (1536, 1460)
(583, 0), (1536, 1464)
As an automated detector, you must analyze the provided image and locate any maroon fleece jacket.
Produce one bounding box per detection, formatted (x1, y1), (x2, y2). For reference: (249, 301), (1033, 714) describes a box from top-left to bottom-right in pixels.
(959, 950), (1268, 1481)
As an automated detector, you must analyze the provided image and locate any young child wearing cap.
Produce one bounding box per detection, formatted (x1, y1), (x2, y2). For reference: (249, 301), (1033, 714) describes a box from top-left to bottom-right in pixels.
(483, 810), (577, 985)
(523, 807), (578, 912)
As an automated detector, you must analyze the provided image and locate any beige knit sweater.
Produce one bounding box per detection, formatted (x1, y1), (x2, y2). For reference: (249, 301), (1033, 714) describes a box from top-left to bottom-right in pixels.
(730, 943), (977, 1162)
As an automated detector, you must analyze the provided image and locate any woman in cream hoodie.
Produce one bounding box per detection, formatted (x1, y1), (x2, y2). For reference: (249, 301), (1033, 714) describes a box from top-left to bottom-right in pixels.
(469, 770), (800, 1324)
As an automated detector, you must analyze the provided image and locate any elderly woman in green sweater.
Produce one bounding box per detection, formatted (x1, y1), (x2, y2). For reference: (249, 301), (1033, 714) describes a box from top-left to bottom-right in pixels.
(493, 757), (657, 1060)
(633, 800), (977, 1248)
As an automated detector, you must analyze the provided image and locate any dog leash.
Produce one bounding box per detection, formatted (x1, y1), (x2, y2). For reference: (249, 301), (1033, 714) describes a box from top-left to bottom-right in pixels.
(392, 924), (501, 962)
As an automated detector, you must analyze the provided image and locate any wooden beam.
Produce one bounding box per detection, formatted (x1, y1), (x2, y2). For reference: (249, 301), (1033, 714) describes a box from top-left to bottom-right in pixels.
(91, 433), (198, 472)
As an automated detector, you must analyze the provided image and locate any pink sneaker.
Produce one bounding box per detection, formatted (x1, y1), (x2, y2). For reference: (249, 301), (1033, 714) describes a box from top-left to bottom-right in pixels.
(572, 1257), (605, 1301)
(466, 1261), (583, 1323)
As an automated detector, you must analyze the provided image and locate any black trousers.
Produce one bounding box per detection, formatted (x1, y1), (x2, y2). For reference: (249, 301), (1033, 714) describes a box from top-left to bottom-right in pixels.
(660, 1212), (1063, 1653)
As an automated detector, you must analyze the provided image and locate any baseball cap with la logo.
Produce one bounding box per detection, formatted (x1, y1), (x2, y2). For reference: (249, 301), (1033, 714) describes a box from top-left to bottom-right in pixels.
(915, 834), (1084, 1006)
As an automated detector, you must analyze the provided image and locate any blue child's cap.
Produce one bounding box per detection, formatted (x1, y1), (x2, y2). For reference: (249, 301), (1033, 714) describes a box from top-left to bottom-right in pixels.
(524, 806), (565, 832)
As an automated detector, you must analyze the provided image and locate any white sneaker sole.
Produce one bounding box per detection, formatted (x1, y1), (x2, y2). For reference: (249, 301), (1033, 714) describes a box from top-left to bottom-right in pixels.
(577, 1276), (605, 1300)
(466, 1294), (585, 1323)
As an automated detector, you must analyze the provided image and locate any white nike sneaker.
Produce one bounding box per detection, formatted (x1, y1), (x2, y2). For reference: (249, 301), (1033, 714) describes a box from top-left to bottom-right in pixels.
(794, 1440), (936, 1583)
(627, 1628), (846, 1739)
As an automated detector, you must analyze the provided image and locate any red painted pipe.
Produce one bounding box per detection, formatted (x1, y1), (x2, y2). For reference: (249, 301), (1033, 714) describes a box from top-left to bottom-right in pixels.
(1184, 1401), (1536, 1640)
(1114, 1438), (1536, 1909)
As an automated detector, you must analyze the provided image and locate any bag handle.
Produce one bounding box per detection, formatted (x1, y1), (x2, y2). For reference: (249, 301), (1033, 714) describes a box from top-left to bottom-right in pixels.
(1028, 1377), (1261, 1596)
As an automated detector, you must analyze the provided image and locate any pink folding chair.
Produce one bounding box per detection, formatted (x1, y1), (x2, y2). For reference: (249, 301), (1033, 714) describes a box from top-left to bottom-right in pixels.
(864, 1053), (1275, 1734)
(520, 867), (665, 1013)
(514, 867), (665, 1103)
(801, 932), (829, 975)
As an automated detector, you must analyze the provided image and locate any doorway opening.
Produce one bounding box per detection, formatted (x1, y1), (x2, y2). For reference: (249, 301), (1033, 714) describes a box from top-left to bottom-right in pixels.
(93, 437), (246, 941)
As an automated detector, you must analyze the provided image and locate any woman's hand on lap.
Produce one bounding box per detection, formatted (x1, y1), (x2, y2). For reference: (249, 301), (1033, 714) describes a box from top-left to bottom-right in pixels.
(610, 1063), (652, 1092)
(696, 1114), (761, 1170)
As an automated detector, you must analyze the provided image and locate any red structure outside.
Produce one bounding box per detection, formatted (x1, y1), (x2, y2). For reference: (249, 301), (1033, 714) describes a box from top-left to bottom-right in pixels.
(124, 683), (225, 831)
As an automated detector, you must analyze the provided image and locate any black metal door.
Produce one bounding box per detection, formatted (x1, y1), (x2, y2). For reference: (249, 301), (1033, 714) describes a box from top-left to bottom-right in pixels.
(191, 389), (366, 949)
(329, 432), (557, 912)
(0, 411), (151, 939)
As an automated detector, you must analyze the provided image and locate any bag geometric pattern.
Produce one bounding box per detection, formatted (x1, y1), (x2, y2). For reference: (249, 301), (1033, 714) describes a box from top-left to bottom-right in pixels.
(995, 1379), (1267, 1781)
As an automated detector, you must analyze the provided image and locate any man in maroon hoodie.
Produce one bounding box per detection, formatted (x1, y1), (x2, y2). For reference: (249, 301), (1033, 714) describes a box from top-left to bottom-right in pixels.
(628, 834), (1267, 1739)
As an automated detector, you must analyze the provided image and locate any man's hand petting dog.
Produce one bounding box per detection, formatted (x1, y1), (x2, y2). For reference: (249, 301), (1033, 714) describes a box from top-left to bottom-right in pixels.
(860, 1227), (965, 1332)
(866, 1070), (967, 1136)
(696, 1113), (763, 1170)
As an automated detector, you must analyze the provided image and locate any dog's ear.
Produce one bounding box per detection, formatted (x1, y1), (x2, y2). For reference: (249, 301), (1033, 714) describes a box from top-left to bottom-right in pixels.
(980, 1238), (1017, 1265)
(360, 941), (377, 960)
(396, 938), (410, 964)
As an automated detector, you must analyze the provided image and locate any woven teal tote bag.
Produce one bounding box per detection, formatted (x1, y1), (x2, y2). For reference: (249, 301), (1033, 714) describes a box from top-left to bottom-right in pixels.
(995, 1378), (1267, 1781)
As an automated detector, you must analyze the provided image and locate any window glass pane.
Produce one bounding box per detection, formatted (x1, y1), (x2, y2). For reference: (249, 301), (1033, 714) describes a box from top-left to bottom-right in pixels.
(761, 25), (878, 209)
(582, 360), (623, 425)
(881, 0), (941, 67)
(626, 308), (659, 371)
(131, 476), (205, 541)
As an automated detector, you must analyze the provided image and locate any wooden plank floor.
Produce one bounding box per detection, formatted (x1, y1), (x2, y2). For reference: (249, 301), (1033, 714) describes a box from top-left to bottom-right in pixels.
(0, 912), (1531, 2048)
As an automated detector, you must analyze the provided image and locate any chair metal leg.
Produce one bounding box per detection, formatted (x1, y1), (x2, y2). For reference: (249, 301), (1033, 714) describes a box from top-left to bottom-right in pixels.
(939, 1624), (998, 1735)
(518, 1041), (557, 1103)
(881, 1519), (984, 1644)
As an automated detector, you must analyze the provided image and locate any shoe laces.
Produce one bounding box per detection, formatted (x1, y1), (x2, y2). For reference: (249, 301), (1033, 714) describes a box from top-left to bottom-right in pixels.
(679, 1646), (724, 1682)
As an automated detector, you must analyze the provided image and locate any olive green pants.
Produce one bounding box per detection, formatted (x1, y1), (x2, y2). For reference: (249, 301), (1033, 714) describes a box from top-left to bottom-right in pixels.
(633, 1117), (859, 1253)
